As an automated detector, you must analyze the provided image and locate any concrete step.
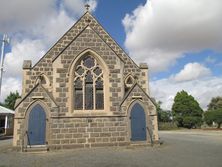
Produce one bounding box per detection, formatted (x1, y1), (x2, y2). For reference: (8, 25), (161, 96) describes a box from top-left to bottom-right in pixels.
(127, 142), (152, 148)
(24, 145), (48, 153)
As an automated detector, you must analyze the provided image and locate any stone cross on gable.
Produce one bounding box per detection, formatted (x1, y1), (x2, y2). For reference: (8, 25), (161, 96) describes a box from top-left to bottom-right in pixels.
(85, 4), (90, 12)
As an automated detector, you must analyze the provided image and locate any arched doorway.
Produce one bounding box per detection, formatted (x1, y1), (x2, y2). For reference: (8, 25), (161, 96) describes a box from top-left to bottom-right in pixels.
(28, 104), (46, 145)
(130, 103), (147, 141)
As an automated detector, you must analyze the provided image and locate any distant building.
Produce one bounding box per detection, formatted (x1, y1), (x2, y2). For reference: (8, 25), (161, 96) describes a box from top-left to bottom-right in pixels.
(13, 10), (159, 151)
(0, 106), (14, 135)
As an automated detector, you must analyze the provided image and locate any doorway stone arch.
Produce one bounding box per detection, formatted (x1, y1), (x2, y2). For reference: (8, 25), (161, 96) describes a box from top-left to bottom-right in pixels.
(24, 100), (50, 147)
(127, 100), (150, 142)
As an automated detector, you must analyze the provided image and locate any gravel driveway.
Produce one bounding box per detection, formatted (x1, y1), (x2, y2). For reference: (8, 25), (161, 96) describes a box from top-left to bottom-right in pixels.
(0, 130), (221, 167)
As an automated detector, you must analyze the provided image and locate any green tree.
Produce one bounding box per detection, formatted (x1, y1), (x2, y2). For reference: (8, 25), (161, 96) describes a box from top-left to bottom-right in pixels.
(204, 97), (222, 128)
(159, 110), (172, 122)
(172, 90), (203, 128)
(204, 109), (222, 128)
(207, 96), (222, 110)
(204, 111), (214, 126)
(3, 91), (21, 110)
(153, 100), (171, 122)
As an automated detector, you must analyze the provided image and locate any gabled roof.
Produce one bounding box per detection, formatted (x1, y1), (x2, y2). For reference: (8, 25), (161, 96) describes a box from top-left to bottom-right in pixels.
(120, 82), (156, 107)
(14, 83), (58, 109)
(31, 11), (139, 69)
(0, 106), (14, 114)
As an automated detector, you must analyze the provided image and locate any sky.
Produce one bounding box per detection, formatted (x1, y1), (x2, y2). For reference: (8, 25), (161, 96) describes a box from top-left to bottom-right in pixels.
(0, 0), (222, 110)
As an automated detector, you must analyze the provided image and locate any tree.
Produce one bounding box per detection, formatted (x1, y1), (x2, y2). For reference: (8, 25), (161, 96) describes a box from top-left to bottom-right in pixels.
(172, 90), (203, 128)
(204, 97), (222, 128)
(153, 100), (171, 122)
(3, 91), (21, 110)
(204, 109), (222, 128)
(159, 110), (172, 122)
(204, 111), (214, 126)
(183, 116), (202, 129)
(207, 96), (222, 110)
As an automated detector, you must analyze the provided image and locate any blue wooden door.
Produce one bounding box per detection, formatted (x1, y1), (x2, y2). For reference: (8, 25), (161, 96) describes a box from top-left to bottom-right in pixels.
(130, 103), (147, 141)
(28, 104), (46, 145)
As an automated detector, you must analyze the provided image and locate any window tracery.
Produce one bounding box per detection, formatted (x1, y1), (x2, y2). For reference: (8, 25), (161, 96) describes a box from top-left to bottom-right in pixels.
(74, 55), (104, 110)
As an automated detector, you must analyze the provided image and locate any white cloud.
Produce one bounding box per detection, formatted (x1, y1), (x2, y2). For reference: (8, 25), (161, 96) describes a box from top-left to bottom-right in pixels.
(33, 10), (75, 45)
(3, 9), (74, 79)
(123, 0), (222, 73)
(4, 39), (46, 78)
(0, 0), (56, 33)
(150, 76), (222, 111)
(172, 62), (211, 82)
(63, 0), (97, 16)
(0, 77), (22, 102)
(124, 0), (222, 111)
(0, 0), (97, 35)
(0, 1), (98, 102)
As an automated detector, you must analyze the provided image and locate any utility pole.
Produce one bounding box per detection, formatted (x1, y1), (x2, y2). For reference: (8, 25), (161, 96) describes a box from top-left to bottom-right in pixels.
(0, 34), (10, 95)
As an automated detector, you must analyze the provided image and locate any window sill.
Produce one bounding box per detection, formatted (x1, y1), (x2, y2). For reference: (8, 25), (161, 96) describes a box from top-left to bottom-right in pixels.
(71, 110), (113, 117)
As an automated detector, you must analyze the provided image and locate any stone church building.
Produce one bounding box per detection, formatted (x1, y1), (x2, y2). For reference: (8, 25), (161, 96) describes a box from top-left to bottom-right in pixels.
(13, 10), (159, 151)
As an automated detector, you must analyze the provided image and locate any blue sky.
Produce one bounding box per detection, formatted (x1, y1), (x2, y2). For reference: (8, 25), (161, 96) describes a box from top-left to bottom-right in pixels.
(154, 50), (222, 80)
(94, 0), (146, 48)
(0, 0), (222, 110)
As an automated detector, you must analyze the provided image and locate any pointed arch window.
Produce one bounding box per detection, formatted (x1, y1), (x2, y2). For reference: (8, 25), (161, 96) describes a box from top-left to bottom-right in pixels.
(74, 55), (104, 110)
(125, 75), (135, 93)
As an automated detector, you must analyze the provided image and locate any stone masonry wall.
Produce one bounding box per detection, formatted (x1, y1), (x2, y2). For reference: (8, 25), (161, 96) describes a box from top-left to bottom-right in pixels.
(49, 116), (128, 149)
(22, 12), (146, 103)
(53, 27), (124, 114)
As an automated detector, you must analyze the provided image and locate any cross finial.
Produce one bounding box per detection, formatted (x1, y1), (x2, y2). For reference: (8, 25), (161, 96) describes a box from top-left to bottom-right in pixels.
(85, 4), (90, 12)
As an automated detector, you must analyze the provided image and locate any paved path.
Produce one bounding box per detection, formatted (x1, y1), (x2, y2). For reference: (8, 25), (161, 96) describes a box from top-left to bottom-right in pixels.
(0, 130), (221, 167)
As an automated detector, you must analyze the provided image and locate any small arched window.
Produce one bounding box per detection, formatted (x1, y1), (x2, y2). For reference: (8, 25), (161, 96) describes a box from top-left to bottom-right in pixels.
(35, 74), (51, 88)
(125, 75), (135, 93)
(74, 55), (104, 110)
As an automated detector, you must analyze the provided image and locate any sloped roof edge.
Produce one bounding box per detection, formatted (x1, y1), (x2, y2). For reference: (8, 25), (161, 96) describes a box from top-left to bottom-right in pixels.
(0, 106), (15, 114)
(31, 11), (90, 69)
(120, 82), (156, 107)
(14, 83), (58, 109)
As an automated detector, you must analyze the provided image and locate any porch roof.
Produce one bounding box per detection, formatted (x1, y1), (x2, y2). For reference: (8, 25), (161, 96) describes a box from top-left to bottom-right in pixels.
(0, 106), (15, 115)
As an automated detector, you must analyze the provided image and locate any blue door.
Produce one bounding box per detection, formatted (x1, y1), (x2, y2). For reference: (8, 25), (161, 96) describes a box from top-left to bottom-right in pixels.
(130, 103), (147, 141)
(28, 104), (46, 145)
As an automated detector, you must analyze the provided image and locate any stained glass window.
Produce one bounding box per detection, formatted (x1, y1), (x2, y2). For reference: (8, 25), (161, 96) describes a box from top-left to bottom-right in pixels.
(74, 78), (83, 109)
(76, 67), (84, 76)
(85, 71), (93, 83)
(75, 78), (82, 88)
(83, 56), (95, 68)
(75, 89), (83, 109)
(74, 55), (104, 110)
(96, 78), (103, 89)
(85, 83), (93, 109)
(96, 89), (104, 109)
(94, 67), (102, 76)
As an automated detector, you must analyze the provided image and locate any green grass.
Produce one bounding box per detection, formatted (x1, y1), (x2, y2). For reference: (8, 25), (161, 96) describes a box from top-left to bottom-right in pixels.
(158, 122), (180, 130)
